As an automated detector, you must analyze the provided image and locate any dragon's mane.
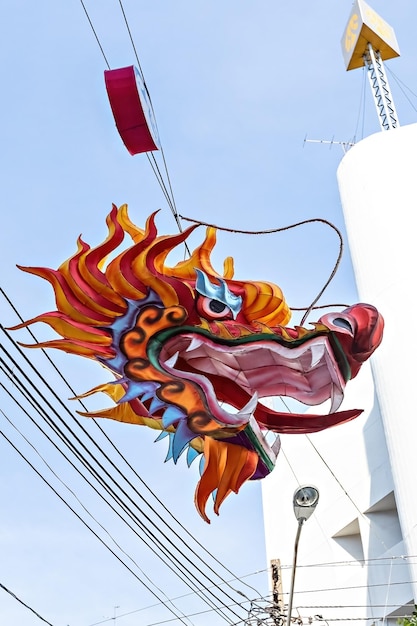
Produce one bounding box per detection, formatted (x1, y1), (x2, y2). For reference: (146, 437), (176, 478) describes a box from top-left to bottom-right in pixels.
(16, 204), (291, 357)
(13, 204), (292, 521)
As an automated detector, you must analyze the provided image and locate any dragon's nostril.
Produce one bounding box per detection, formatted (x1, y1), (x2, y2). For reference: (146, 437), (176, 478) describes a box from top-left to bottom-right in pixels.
(333, 318), (354, 333)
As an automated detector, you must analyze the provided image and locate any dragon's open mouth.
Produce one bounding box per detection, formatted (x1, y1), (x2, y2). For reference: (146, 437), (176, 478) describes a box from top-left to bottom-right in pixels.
(156, 328), (347, 431)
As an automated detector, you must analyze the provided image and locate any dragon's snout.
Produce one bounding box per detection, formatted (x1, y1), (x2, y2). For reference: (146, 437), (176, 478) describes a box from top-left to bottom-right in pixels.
(320, 303), (384, 379)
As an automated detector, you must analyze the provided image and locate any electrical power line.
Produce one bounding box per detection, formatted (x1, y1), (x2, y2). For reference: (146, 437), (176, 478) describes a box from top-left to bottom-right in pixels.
(0, 286), (263, 603)
(1, 291), (268, 624)
(0, 582), (55, 626)
(0, 334), (250, 625)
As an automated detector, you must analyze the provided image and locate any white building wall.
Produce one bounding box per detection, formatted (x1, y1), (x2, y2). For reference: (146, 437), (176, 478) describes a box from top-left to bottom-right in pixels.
(262, 124), (416, 624)
(262, 365), (413, 625)
(337, 123), (417, 599)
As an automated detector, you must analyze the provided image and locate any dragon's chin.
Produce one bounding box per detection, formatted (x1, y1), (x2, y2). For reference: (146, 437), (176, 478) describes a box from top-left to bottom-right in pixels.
(157, 329), (347, 431)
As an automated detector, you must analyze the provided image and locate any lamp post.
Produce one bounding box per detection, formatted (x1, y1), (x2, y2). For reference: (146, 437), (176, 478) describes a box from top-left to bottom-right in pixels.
(286, 485), (319, 626)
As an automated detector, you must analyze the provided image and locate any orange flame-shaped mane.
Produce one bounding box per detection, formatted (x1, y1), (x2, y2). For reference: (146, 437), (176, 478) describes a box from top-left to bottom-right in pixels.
(13, 204), (291, 521)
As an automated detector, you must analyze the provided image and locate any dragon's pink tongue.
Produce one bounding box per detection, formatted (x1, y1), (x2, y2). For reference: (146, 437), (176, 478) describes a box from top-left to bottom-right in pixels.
(254, 405), (362, 434)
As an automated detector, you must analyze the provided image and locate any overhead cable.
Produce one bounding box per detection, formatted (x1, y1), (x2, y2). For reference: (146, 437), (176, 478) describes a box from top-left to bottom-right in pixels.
(0, 582), (55, 626)
(0, 341), (247, 625)
(78, 0), (187, 248)
(1, 287), (265, 602)
(0, 428), (192, 626)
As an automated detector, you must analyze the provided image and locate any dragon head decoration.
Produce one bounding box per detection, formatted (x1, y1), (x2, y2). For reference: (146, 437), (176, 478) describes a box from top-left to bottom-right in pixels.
(13, 205), (384, 521)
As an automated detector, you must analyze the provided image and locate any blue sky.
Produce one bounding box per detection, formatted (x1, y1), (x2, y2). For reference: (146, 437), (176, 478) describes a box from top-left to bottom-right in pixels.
(0, 1), (416, 625)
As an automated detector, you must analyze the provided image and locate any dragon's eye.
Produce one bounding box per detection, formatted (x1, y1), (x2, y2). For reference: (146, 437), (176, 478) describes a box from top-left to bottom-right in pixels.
(209, 300), (226, 314)
(194, 268), (243, 319)
(197, 296), (233, 320)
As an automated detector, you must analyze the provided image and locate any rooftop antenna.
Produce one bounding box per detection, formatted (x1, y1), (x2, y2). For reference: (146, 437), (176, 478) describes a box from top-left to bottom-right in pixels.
(341, 0), (400, 131)
(303, 135), (355, 154)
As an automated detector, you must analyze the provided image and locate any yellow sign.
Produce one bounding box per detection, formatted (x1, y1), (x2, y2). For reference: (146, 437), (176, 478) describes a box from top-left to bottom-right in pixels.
(341, 0), (400, 71)
(344, 12), (360, 54)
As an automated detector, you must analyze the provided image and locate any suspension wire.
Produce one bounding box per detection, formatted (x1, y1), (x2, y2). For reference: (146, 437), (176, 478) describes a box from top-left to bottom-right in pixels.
(1, 301), (267, 621)
(381, 559), (393, 626)
(304, 611), (417, 624)
(179, 215), (345, 325)
(0, 343), (248, 625)
(277, 418), (400, 565)
(283, 556), (416, 570)
(360, 67), (367, 141)
(88, 590), (273, 625)
(0, 404), (172, 584)
(149, 151), (187, 240)
(0, 387), (197, 626)
(5, 0), (262, 583)
(167, 219), (406, 612)
(90, 600), (257, 626)
(263, 452), (409, 626)
(116, 0), (144, 77)
(256, 556), (417, 578)
(266, 371), (401, 576)
(0, 344), (258, 624)
(296, 603), (416, 609)
(78, 0), (110, 69)
(260, 594), (417, 611)
(0, 381), (243, 626)
(9, 1), (403, 623)
(0, 418), (232, 626)
(259, 300), (400, 579)
(361, 66), (367, 140)
(0, 428), (193, 626)
(116, 0), (178, 214)
(276, 578), (417, 596)
(116, 0), (190, 251)
(353, 67), (367, 142)
(0, 373), (202, 624)
(145, 151), (192, 253)
(279, 447), (302, 486)
(7, 9), (369, 619)
(4, 302), (412, 620)
(230, 577), (417, 617)
(297, 618), (410, 624)
(0, 581), (55, 626)
(386, 66), (417, 114)
(78, 0), (189, 251)
(303, 434), (393, 556)
(234, 567), (417, 615)
(0, 288), (265, 602)
(146, 153), (177, 210)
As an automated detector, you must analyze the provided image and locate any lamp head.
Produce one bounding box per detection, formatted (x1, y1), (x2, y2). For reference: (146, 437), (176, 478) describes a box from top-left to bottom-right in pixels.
(293, 485), (319, 522)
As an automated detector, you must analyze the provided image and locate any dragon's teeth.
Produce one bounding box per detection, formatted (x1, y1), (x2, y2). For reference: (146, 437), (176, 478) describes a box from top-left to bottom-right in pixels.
(164, 351), (179, 369)
(236, 391), (259, 420)
(185, 337), (204, 353)
(309, 343), (325, 369)
(329, 383), (344, 413)
(271, 434), (281, 455)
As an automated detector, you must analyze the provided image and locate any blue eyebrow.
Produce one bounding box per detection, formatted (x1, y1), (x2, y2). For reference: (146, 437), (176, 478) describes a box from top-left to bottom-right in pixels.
(194, 268), (242, 319)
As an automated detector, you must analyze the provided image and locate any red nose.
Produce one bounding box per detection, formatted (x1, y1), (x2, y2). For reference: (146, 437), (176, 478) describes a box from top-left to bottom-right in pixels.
(343, 303), (384, 363)
(319, 303), (384, 380)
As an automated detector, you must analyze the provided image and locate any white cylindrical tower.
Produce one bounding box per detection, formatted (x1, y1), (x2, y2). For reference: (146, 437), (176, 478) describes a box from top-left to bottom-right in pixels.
(337, 122), (417, 597)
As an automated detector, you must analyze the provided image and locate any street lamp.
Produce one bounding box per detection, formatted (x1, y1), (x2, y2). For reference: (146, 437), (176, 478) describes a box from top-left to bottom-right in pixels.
(286, 485), (319, 626)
